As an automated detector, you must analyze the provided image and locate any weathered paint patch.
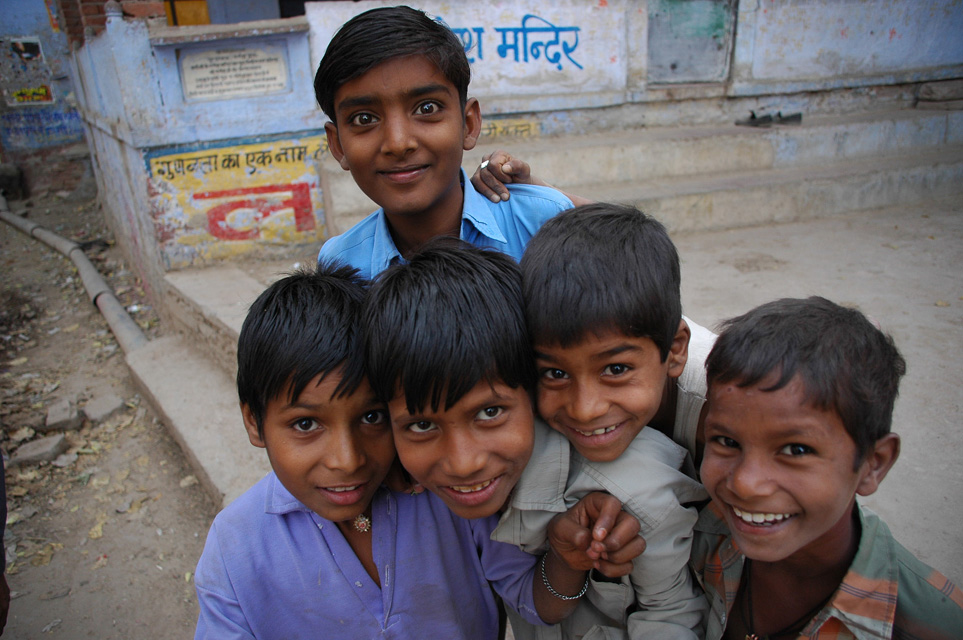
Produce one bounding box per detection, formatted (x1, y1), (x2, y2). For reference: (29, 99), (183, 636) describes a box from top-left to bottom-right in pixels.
(479, 117), (541, 141)
(145, 133), (327, 267)
(648, 0), (735, 83)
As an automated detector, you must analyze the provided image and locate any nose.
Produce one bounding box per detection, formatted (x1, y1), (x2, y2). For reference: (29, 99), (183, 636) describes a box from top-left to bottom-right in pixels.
(381, 111), (416, 158)
(324, 428), (365, 474)
(566, 381), (608, 426)
(726, 453), (776, 499)
(443, 429), (488, 479)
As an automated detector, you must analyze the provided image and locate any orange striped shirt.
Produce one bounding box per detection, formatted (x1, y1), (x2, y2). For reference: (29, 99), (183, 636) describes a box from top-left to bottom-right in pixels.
(690, 502), (963, 639)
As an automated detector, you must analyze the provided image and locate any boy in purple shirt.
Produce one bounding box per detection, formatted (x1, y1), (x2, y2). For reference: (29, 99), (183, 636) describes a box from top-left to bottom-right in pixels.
(193, 262), (630, 639)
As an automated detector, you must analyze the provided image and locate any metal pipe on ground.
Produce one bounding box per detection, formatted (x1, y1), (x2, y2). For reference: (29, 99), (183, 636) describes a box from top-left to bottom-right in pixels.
(0, 193), (148, 354)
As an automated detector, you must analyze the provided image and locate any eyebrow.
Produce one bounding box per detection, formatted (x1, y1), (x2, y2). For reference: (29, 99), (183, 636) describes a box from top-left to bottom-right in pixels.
(284, 393), (380, 411)
(335, 83), (454, 115)
(535, 343), (643, 362)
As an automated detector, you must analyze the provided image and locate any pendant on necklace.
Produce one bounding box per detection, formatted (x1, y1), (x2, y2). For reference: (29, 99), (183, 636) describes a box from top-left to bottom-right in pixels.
(745, 635), (760, 640)
(352, 513), (372, 533)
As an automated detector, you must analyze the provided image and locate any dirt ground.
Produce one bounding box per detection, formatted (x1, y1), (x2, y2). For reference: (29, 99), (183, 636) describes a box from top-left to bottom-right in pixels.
(0, 183), (218, 638)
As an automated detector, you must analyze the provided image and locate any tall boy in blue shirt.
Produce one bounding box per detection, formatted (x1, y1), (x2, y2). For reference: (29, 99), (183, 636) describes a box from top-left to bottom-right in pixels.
(314, 6), (582, 278)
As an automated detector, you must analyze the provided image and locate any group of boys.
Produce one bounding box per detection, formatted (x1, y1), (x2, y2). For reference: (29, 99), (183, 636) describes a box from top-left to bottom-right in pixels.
(193, 6), (963, 639)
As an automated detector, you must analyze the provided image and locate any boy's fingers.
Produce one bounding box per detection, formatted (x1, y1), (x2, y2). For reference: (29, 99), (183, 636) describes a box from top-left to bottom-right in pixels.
(502, 158), (532, 182)
(603, 535), (646, 566)
(480, 170), (511, 201)
(549, 512), (592, 553)
(589, 493), (624, 541)
(470, 162), (509, 202)
(602, 511), (642, 548)
(593, 558), (636, 579)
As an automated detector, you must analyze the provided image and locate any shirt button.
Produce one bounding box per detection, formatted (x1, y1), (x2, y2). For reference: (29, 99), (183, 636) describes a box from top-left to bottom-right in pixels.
(355, 581), (363, 588)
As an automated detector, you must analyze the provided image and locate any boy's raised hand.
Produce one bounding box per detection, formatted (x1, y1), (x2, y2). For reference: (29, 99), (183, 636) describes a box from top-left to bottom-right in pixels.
(471, 150), (537, 203)
(547, 492), (646, 578)
(470, 149), (594, 207)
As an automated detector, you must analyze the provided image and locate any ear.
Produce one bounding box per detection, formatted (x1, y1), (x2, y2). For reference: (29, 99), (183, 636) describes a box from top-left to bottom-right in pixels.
(665, 319), (690, 379)
(241, 403), (267, 449)
(324, 122), (350, 171)
(462, 97), (482, 151)
(855, 433), (900, 497)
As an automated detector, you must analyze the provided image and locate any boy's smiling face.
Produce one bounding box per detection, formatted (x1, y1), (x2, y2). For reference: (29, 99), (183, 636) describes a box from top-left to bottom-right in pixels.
(700, 374), (895, 565)
(388, 379), (534, 520)
(325, 54), (481, 223)
(534, 326), (688, 462)
(244, 374), (394, 528)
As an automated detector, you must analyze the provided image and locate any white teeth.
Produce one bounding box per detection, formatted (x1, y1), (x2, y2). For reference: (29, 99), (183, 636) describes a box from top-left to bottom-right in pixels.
(451, 479), (493, 493)
(733, 506), (792, 525)
(579, 425), (617, 436)
(328, 485), (360, 492)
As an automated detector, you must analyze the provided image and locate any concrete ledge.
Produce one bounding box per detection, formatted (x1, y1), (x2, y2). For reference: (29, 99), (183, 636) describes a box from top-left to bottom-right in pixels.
(587, 147), (963, 233)
(163, 266), (264, 376)
(127, 334), (271, 509)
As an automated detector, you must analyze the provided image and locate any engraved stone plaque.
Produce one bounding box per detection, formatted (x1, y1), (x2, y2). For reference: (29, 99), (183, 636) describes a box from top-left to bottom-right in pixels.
(180, 45), (287, 101)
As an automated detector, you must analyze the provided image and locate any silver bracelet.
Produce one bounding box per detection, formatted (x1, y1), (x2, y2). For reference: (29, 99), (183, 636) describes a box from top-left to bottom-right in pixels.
(540, 553), (589, 601)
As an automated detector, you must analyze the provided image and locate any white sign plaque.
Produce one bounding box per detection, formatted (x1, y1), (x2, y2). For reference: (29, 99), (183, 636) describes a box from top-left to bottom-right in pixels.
(180, 46), (288, 101)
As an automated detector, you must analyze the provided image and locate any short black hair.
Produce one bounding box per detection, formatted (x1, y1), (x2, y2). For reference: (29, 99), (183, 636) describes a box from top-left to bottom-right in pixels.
(314, 5), (471, 122)
(236, 261), (368, 439)
(520, 202), (681, 360)
(364, 238), (535, 412)
(705, 296), (906, 465)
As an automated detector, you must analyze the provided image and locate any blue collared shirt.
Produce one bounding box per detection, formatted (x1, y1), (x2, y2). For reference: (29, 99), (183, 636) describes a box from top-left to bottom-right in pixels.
(195, 472), (544, 640)
(317, 169), (574, 278)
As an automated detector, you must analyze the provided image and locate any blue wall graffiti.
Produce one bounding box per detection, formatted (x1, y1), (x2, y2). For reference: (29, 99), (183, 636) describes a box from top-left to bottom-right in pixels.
(452, 14), (583, 70)
(0, 107), (84, 150)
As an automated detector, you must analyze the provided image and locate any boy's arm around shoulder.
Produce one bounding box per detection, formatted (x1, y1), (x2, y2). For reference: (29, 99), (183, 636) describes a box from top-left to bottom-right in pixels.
(471, 150), (593, 207)
(568, 430), (710, 639)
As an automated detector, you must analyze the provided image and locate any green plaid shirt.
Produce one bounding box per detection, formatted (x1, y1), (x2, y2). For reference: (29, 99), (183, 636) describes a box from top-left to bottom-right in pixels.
(690, 502), (963, 639)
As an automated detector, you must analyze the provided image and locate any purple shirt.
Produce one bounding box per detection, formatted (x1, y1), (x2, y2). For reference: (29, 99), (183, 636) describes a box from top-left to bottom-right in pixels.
(195, 472), (543, 639)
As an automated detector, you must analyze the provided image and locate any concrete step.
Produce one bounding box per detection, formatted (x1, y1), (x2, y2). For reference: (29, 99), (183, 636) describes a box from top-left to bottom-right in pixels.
(322, 107), (963, 231)
(583, 146), (963, 234)
(127, 334), (271, 508)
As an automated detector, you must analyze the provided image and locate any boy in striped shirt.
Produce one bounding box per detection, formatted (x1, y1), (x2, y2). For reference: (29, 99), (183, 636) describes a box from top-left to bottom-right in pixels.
(692, 296), (963, 639)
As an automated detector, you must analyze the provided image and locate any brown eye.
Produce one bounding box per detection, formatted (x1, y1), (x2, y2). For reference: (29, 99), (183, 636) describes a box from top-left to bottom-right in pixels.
(361, 410), (387, 425)
(603, 363), (630, 376)
(350, 112), (376, 126)
(476, 406), (504, 420)
(780, 443), (815, 456)
(293, 418), (320, 433)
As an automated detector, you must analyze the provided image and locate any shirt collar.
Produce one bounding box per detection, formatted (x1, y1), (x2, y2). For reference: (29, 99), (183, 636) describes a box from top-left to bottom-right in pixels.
(700, 501), (899, 640)
(367, 169), (507, 274)
(506, 418), (570, 511)
(460, 169), (509, 246)
(806, 505), (898, 640)
(264, 472), (312, 516)
(370, 211), (402, 277)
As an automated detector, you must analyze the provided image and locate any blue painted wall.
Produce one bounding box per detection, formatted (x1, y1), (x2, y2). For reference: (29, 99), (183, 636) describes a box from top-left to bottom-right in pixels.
(0, 0), (85, 151)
